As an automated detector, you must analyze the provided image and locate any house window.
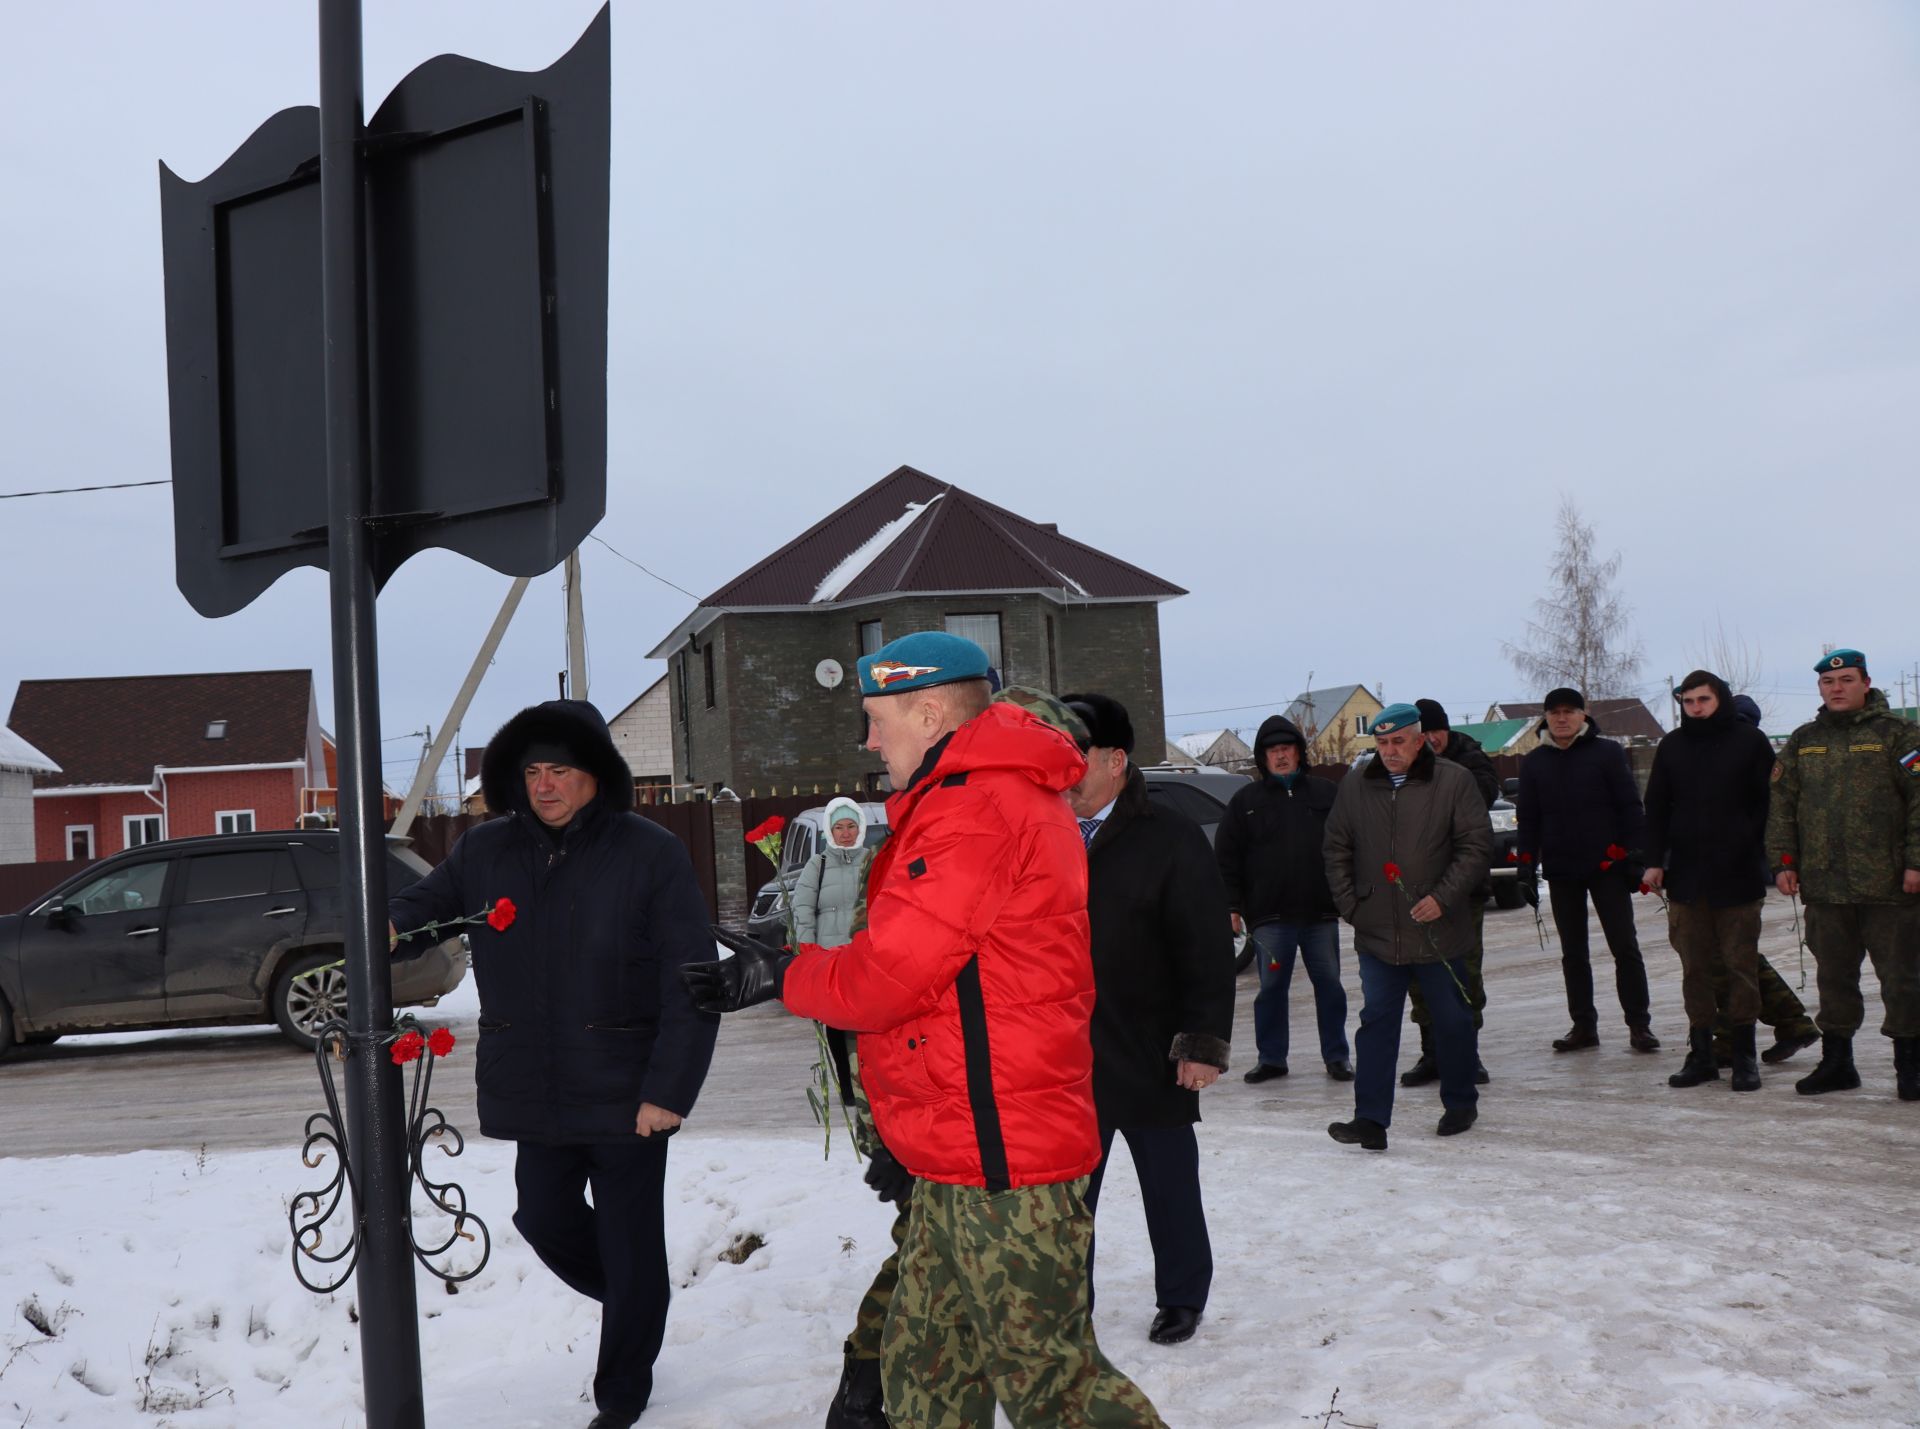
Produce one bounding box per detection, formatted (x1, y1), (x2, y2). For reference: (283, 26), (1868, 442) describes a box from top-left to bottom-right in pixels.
(205, 719), (228, 739)
(124, 814), (164, 848)
(216, 809), (256, 835)
(702, 644), (716, 709)
(66, 825), (94, 861)
(943, 613), (1003, 677)
(858, 620), (884, 656)
(1355, 715), (1366, 735)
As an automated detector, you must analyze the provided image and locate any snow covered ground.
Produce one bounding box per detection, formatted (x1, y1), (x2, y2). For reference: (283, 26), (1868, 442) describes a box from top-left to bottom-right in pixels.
(3, 898), (1918, 1427)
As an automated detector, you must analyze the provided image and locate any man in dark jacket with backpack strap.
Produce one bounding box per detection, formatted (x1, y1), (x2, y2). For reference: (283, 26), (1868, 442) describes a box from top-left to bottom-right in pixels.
(390, 699), (719, 1429)
(1214, 715), (1350, 1082)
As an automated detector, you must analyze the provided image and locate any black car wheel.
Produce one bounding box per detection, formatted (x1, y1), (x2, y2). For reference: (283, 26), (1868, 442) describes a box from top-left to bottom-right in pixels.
(274, 950), (349, 1051)
(1234, 930), (1255, 974)
(0, 992), (13, 1063)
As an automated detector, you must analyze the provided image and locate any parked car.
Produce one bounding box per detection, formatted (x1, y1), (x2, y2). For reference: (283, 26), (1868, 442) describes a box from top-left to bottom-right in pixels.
(1138, 764), (1257, 971)
(0, 831), (467, 1057)
(746, 802), (891, 949)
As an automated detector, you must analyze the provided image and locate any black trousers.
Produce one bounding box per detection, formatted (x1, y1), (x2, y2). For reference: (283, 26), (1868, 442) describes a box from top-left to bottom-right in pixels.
(1548, 872), (1651, 1029)
(1084, 1122), (1213, 1313)
(513, 1138), (672, 1419)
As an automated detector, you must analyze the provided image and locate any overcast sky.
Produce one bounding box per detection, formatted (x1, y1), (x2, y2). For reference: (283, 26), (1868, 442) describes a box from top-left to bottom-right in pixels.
(2, 2), (1916, 787)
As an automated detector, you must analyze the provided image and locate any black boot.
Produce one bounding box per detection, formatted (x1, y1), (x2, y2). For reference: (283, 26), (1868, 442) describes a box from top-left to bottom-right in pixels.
(1728, 1023), (1761, 1093)
(1552, 1023), (1599, 1053)
(1794, 1033), (1861, 1096)
(824, 1342), (889, 1429)
(1895, 1037), (1920, 1103)
(1761, 1025), (1820, 1064)
(1628, 1023), (1662, 1053)
(1400, 1027), (1438, 1087)
(1667, 1027), (1718, 1088)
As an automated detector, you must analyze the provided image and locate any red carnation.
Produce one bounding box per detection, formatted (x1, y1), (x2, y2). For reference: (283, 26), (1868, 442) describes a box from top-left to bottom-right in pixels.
(1519, 853), (1534, 865)
(1506, 850), (1518, 863)
(486, 897), (517, 932)
(1600, 860), (1614, 871)
(1383, 862), (1402, 882)
(1782, 854), (1794, 867)
(745, 815), (788, 846)
(390, 1030), (426, 1065)
(427, 1027), (456, 1058)
(1638, 882), (1651, 895)
(1606, 844), (1628, 861)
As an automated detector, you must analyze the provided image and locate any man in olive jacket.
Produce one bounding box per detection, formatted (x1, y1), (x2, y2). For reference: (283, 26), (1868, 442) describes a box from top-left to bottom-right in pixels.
(390, 700), (719, 1429)
(1765, 648), (1920, 1100)
(1324, 704), (1492, 1150)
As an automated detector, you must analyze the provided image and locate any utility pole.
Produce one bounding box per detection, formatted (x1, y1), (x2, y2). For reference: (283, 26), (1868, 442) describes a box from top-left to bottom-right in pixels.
(564, 548), (588, 701)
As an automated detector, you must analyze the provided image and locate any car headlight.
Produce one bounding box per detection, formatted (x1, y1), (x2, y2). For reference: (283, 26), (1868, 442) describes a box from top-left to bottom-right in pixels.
(1490, 808), (1518, 833)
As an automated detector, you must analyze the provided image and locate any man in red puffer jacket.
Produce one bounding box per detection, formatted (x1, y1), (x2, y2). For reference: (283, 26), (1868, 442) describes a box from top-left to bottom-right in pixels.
(685, 631), (1165, 1429)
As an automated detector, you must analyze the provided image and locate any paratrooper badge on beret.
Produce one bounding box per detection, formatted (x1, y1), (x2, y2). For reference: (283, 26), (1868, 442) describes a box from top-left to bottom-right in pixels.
(1369, 702), (1423, 735)
(1816, 648), (1866, 673)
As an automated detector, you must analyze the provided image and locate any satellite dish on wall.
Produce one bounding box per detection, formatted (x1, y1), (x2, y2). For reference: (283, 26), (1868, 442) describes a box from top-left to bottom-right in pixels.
(815, 659), (844, 689)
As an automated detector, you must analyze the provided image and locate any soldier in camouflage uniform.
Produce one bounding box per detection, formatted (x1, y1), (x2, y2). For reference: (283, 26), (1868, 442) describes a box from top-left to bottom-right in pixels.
(1765, 649), (1920, 1100)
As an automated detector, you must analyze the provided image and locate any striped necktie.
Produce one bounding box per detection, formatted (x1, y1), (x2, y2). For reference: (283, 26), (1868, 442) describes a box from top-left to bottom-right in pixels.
(1079, 818), (1101, 848)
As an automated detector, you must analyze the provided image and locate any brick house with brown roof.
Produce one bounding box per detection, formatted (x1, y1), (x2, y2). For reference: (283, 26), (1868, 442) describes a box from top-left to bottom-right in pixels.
(647, 466), (1186, 794)
(7, 670), (326, 862)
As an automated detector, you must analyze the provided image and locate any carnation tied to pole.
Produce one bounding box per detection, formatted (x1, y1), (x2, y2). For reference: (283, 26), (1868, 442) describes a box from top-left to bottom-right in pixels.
(746, 815), (861, 1160)
(1384, 862), (1473, 1005)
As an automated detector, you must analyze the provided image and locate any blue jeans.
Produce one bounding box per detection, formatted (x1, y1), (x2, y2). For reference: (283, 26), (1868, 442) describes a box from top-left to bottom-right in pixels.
(1249, 920), (1349, 1068)
(1354, 951), (1479, 1129)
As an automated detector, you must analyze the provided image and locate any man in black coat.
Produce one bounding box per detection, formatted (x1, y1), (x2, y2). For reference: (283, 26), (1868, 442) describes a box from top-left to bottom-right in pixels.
(1516, 688), (1661, 1055)
(1644, 670), (1778, 1091)
(1401, 698), (1496, 1088)
(1213, 715), (1350, 1082)
(1063, 692), (1234, 1348)
(390, 700), (719, 1429)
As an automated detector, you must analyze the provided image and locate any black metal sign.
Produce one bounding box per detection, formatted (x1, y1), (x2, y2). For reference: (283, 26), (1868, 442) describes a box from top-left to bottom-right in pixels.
(160, 7), (609, 617)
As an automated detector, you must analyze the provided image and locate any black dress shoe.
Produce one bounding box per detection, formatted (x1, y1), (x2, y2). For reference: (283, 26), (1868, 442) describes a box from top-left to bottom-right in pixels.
(1325, 1060), (1354, 1081)
(587, 1412), (641, 1429)
(1628, 1024), (1662, 1053)
(1436, 1106), (1477, 1137)
(1552, 1025), (1600, 1053)
(1473, 1058), (1490, 1085)
(1242, 1062), (1288, 1084)
(1399, 1051), (1438, 1087)
(1148, 1306), (1201, 1345)
(1327, 1117), (1387, 1151)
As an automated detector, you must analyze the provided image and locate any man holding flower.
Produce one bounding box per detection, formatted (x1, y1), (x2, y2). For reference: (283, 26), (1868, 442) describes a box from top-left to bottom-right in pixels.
(1323, 704), (1492, 1150)
(390, 698), (718, 1429)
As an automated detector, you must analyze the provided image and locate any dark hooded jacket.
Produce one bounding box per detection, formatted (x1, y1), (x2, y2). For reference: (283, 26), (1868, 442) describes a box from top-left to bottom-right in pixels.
(1213, 715), (1338, 926)
(389, 700), (719, 1143)
(1515, 713), (1647, 883)
(1643, 674), (1776, 906)
(1436, 731), (1500, 810)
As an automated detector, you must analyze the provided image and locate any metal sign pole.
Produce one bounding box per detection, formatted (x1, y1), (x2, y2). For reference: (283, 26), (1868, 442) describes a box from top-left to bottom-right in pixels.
(317, 0), (426, 1423)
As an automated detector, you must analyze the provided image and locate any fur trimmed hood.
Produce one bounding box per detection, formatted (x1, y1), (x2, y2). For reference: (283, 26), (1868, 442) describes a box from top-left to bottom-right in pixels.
(480, 699), (634, 818)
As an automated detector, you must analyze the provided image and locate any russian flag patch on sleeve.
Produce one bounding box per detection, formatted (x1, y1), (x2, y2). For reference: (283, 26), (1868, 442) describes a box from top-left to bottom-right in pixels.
(1900, 747), (1920, 776)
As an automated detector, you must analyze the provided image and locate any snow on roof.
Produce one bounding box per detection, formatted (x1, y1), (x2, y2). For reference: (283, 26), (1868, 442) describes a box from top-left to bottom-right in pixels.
(0, 726), (60, 775)
(1173, 729), (1228, 759)
(811, 495), (942, 603)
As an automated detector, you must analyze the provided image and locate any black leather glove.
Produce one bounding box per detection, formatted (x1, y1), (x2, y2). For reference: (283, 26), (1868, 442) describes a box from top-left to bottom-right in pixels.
(680, 925), (794, 1014)
(1521, 876), (1540, 909)
(862, 1144), (915, 1207)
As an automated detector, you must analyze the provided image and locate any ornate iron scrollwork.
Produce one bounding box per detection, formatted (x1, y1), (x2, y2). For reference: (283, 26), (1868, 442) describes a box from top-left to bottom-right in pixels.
(290, 1014), (491, 1294)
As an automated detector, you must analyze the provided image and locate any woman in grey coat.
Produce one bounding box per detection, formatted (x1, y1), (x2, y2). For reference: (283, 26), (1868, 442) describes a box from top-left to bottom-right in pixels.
(791, 797), (873, 948)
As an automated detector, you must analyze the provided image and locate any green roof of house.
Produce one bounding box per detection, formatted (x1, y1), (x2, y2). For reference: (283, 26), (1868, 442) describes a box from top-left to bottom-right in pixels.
(1452, 717), (1530, 751)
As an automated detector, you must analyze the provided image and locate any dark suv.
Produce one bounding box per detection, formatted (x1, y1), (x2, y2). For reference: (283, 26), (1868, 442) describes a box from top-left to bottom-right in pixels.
(0, 831), (467, 1056)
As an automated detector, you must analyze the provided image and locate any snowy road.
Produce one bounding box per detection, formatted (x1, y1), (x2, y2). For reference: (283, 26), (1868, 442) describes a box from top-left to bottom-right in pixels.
(3, 893), (1917, 1427)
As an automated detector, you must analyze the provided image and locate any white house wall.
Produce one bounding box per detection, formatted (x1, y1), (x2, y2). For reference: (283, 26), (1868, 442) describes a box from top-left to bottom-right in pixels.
(0, 768), (36, 864)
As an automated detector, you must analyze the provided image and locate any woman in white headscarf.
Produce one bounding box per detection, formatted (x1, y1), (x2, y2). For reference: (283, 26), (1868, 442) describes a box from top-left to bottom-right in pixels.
(790, 796), (872, 949)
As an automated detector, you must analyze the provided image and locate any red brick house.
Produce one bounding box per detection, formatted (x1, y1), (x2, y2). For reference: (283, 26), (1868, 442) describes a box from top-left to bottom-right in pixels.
(7, 670), (327, 862)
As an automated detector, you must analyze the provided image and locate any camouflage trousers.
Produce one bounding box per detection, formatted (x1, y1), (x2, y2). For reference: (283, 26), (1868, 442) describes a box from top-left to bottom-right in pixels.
(1806, 902), (1920, 1039)
(1711, 952), (1816, 1057)
(1410, 899), (1487, 1031)
(847, 1197), (911, 1361)
(1667, 898), (1762, 1027)
(881, 1177), (1166, 1429)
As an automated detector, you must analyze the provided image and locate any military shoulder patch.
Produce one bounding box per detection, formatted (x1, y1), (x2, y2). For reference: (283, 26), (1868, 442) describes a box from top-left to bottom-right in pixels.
(1900, 748), (1920, 777)
(1800, 746), (1828, 755)
(1850, 743), (1884, 753)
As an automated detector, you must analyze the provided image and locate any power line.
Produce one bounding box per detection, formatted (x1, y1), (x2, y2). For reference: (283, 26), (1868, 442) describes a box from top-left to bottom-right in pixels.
(586, 533), (706, 604)
(0, 478), (171, 500)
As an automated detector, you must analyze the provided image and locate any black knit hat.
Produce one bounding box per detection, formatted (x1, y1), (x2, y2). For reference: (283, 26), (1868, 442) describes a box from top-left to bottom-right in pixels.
(1060, 692), (1134, 754)
(1414, 698), (1450, 733)
(1542, 687), (1586, 711)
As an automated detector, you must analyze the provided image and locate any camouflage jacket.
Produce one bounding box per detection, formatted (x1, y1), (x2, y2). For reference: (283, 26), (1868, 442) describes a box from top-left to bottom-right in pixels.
(1765, 690), (1920, 904)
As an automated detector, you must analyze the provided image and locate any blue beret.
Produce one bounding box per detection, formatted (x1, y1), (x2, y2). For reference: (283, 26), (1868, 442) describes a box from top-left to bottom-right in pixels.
(1369, 702), (1423, 735)
(857, 631), (991, 696)
(1816, 648), (1866, 674)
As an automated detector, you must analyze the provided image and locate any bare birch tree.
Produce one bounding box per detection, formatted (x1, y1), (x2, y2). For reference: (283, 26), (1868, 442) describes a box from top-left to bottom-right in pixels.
(1688, 616), (1769, 722)
(1503, 498), (1644, 698)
